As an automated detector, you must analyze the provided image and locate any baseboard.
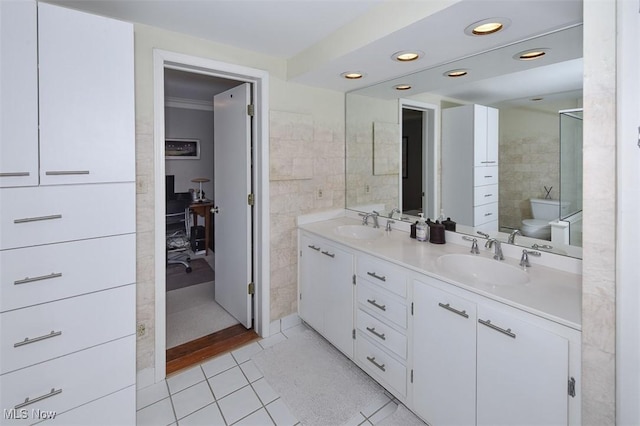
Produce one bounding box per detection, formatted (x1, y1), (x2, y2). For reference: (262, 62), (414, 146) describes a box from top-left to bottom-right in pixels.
(269, 313), (302, 336)
(136, 367), (156, 390)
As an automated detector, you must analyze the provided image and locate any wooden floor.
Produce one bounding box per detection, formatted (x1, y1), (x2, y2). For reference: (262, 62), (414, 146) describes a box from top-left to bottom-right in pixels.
(166, 324), (259, 376)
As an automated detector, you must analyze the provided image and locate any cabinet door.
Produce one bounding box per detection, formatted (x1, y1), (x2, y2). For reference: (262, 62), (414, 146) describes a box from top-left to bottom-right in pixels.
(0, 0), (39, 187)
(477, 305), (569, 426)
(298, 234), (324, 333)
(412, 282), (477, 426)
(486, 106), (499, 164)
(473, 105), (499, 167)
(38, 3), (135, 185)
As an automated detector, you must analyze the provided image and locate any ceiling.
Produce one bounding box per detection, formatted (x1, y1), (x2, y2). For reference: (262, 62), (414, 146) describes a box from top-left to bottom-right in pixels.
(46, 0), (583, 104)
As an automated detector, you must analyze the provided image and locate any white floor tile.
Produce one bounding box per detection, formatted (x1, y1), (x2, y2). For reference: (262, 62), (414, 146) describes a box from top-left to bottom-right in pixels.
(369, 400), (399, 424)
(233, 407), (274, 426)
(266, 398), (298, 426)
(258, 332), (287, 349)
(251, 378), (279, 405)
(136, 397), (176, 426)
(239, 360), (263, 383)
(231, 341), (264, 363)
(360, 392), (393, 418)
(137, 380), (170, 410)
(201, 352), (238, 378)
(167, 366), (206, 394)
(344, 412), (368, 426)
(217, 385), (263, 425)
(178, 402), (225, 426)
(171, 380), (215, 420)
(208, 366), (249, 400)
(280, 323), (309, 338)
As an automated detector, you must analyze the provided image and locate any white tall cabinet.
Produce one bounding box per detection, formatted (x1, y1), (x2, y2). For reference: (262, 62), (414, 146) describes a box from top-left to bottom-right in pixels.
(442, 104), (499, 231)
(0, 2), (136, 424)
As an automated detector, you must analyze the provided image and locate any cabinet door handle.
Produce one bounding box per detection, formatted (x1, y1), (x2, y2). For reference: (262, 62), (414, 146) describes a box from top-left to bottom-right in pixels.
(478, 318), (516, 339)
(481, 161), (497, 164)
(366, 271), (387, 282)
(366, 326), (386, 340)
(366, 299), (387, 311)
(14, 330), (62, 348)
(0, 172), (30, 177)
(438, 302), (469, 319)
(14, 214), (62, 224)
(307, 245), (320, 251)
(14, 272), (62, 286)
(321, 250), (335, 258)
(45, 170), (90, 175)
(14, 388), (62, 410)
(366, 356), (386, 372)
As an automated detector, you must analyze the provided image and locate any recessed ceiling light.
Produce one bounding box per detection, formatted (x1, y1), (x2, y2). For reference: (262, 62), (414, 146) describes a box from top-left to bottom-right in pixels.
(444, 69), (468, 78)
(392, 50), (424, 62)
(464, 18), (511, 36)
(394, 84), (412, 91)
(341, 71), (365, 80)
(515, 49), (549, 61)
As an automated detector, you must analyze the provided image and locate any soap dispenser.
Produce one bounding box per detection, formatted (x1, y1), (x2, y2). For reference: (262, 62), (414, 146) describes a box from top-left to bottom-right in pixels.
(416, 213), (428, 242)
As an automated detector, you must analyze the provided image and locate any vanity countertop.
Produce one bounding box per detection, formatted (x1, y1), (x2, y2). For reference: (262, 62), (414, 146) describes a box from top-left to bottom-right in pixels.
(299, 216), (581, 331)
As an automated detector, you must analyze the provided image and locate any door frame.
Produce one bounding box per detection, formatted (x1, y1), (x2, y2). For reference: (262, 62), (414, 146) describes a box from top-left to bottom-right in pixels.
(152, 49), (270, 382)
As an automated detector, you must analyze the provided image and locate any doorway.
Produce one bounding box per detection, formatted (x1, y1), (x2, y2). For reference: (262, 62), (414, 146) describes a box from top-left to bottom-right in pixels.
(153, 50), (270, 382)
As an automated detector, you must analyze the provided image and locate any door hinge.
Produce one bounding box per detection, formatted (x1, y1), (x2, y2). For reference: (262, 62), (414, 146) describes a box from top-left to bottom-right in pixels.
(353, 274), (356, 285)
(247, 104), (255, 116)
(248, 282), (255, 295)
(411, 369), (414, 383)
(299, 293), (302, 300)
(352, 329), (356, 340)
(248, 193), (255, 206)
(568, 377), (576, 397)
(411, 302), (414, 316)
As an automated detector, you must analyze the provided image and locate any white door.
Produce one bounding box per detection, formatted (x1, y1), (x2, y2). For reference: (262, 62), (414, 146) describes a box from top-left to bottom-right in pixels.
(213, 83), (252, 328)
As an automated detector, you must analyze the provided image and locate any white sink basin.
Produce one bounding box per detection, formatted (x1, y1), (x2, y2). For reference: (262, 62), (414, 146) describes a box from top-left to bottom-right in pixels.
(436, 254), (529, 286)
(334, 225), (383, 240)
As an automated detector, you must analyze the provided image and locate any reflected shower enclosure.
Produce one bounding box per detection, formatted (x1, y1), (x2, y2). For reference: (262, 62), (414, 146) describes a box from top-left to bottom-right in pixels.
(559, 108), (583, 246)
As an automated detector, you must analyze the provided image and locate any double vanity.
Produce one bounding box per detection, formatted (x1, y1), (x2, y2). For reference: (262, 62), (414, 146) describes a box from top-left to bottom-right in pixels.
(297, 211), (581, 426)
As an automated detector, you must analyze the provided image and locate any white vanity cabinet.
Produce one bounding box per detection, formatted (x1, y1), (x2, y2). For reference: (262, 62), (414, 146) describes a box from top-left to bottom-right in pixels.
(298, 232), (354, 358)
(442, 104), (499, 231)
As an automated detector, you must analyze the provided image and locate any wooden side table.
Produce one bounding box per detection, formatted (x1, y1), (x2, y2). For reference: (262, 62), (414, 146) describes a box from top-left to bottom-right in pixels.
(189, 201), (213, 255)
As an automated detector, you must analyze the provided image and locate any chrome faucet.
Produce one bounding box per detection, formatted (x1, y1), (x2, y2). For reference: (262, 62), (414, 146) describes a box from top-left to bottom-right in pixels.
(462, 236), (480, 254)
(485, 238), (504, 260)
(385, 219), (395, 232)
(520, 249), (541, 268)
(361, 211), (380, 228)
(508, 229), (523, 244)
(388, 208), (401, 219)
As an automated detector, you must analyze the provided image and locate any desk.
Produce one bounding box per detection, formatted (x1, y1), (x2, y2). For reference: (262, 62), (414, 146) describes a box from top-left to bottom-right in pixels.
(189, 201), (213, 255)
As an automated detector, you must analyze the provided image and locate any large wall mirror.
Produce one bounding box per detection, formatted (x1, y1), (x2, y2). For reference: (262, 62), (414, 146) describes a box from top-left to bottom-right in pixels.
(346, 23), (583, 259)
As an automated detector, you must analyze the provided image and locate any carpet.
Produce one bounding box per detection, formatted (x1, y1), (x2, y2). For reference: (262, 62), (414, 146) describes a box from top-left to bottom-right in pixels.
(166, 258), (215, 292)
(252, 328), (386, 426)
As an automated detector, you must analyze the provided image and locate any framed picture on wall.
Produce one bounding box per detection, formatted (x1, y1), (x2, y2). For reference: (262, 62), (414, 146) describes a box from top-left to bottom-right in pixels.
(165, 138), (200, 159)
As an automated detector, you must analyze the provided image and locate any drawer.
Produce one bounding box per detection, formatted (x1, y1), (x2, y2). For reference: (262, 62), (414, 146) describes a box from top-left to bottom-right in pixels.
(474, 184), (499, 206)
(356, 335), (406, 397)
(0, 182), (135, 250)
(357, 255), (407, 298)
(357, 309), (407, 359)
(474, 202), (498, 226)
(0, 335), (135, 425)
(0, 285), (135, 374)
(0, 234), (135, 312)
(474, 166), (499, 186)
(357, 280), (408, 329)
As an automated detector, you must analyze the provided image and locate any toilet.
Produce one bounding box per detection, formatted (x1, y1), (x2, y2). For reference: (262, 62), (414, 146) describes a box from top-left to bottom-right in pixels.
(521, 198), (570, 239)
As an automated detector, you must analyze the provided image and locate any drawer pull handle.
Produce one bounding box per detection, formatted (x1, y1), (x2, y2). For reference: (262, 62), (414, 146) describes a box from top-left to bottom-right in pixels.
(14, 330), (62, 348)
(484, 175), (493, 178)
(14, 388), (62, 410)
(0, 172), (30, 177)
(321, 250), (335, 258)
(484, 212), (493, 217)
(366, 271), (386, 282)
(366, 326), (386, 340)
(307, 245), (320, 251)
(478, 318), (516, 339)
(45, 170), (90, 176)
(14, 272), (62, 285)
(481, 161), (497, 164)
(366, 356), (386, 372)
(484, 194), (493, 197)
(366, 299), (387, 311)
(14, 214), (62, 224)
(438, 302), (469, 319)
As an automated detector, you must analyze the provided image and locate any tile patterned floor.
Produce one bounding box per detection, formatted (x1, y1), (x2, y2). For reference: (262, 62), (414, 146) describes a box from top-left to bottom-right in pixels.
(137, 324), (414, 426)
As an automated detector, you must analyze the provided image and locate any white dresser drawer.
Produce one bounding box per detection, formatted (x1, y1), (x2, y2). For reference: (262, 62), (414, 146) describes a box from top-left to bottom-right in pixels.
(0, 234), (135, 312)
(474, 184), (499, 206)
(357, 255), (407, 298)
(0, 336), (135, 425)
(0, 182), (135, 250)
(356, 335), (407, 397)
(474, 202), (498, 226)
(474, 166), (499, 186)
(0, 285), (135, 374)
(357, 309), (407, 359)
(357, 280), (408, 329)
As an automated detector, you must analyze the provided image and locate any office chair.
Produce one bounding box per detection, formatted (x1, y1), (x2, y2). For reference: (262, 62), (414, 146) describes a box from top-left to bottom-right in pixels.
(166, 198), (192, 273)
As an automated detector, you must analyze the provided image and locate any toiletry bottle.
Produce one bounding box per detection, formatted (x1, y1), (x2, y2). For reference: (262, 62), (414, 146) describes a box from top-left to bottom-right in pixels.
(442, 217), (456, 232)
(429, 220), (446, 244)
(416, 213), (428, 242)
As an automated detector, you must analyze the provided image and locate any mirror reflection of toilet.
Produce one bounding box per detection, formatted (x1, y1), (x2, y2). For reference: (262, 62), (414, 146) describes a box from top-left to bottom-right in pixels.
(521, 198), (571, 240)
